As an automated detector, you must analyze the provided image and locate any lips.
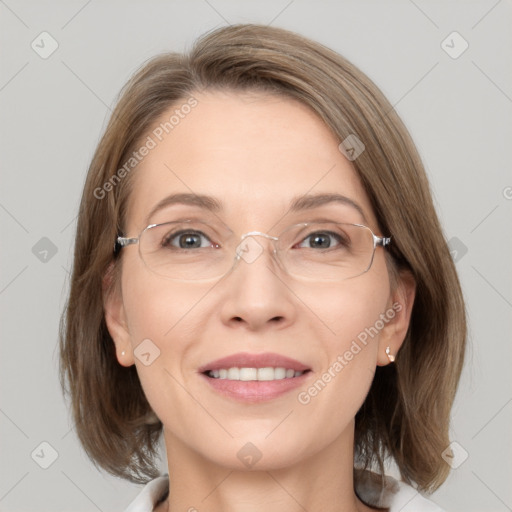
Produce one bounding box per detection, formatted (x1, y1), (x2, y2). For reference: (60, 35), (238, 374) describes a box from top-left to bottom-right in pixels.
(198, 352), (312, 402)
(198, 352), (311, 373)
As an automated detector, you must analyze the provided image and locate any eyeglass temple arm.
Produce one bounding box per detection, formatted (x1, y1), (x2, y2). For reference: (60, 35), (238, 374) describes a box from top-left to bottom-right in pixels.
(114, 236), (138, 254)
(375, 235), (391, 248)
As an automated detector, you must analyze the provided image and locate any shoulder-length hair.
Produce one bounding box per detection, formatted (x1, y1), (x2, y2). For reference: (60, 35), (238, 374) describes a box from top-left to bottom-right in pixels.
(59, 23), (466, 491)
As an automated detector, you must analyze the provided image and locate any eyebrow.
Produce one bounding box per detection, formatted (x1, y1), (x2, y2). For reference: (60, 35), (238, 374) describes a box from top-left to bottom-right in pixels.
(288, 193), (367, 223)
(145, 193), (221, 225)
(145, 192), (367, 225)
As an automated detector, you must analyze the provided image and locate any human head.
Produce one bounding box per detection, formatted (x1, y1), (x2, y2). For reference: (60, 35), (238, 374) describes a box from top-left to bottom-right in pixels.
(59, 23), (466, 491)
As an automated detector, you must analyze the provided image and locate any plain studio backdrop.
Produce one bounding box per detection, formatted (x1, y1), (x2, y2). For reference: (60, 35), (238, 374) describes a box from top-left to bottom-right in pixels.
(1, 1), (511, 511)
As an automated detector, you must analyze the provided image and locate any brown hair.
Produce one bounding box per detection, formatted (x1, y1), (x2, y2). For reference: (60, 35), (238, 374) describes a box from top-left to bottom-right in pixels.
(59, 23), (466, 491)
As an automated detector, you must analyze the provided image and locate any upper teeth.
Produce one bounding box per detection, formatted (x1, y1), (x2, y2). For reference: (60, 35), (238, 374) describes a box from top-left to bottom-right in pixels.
(207, 367), (305, 381)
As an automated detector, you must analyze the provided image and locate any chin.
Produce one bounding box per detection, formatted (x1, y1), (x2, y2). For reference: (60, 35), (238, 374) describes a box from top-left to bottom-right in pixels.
(192, 432), (316, 473)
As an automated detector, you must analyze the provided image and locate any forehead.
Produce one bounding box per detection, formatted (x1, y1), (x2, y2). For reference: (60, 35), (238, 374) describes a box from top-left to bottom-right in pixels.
(125, 90), (377, 233)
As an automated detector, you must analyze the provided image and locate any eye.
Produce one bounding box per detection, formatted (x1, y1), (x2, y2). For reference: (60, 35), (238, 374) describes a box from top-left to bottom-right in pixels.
(163, 230), (215, 249)
(296, 231), (348, 250)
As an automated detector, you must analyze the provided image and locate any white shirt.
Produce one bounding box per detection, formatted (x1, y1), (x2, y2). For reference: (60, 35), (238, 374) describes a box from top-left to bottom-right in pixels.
(123, 472), (445, 511)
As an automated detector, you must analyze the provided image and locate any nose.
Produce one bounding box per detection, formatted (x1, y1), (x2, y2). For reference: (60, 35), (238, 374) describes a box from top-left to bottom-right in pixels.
(218, 233), (297, 332)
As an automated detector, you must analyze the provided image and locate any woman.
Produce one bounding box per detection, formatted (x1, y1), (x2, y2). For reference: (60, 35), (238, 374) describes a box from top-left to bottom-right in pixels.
(59, 24), (466, 511)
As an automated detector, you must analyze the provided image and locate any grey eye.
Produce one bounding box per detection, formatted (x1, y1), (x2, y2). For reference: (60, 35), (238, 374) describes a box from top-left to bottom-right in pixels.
(164, 230), (213, 249)
(297, 231), (348, 249)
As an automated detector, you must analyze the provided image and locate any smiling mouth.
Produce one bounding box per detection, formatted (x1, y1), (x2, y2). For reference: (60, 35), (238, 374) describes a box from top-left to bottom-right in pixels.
(203, 367), (312, 381)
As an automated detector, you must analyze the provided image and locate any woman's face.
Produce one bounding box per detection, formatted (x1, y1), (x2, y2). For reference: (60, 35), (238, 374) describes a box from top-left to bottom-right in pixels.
(106, 90), (408, 470)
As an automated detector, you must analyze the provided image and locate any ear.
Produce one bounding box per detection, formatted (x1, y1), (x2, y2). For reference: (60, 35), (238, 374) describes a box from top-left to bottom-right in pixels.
(377, 269), (416, 366)
(103, 262), (135, 367)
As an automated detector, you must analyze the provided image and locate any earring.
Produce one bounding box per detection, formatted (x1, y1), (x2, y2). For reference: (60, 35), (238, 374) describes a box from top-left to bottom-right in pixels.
(385, 346), (395, 363)
(121, 351), (126, 356)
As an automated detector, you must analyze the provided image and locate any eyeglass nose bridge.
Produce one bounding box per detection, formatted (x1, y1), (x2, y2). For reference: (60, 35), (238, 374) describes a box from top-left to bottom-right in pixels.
(235, 230), (279, 265)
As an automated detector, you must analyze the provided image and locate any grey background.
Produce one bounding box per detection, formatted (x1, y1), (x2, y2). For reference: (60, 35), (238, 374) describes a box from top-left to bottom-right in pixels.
(1, 1), (511, 510)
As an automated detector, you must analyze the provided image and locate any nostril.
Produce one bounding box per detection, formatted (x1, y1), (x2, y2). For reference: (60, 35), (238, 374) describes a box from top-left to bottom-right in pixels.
(271, 316), (284, 322)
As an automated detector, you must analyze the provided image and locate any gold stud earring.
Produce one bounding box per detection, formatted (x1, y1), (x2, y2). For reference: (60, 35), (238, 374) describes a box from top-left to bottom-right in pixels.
(385, 346), (395, 363)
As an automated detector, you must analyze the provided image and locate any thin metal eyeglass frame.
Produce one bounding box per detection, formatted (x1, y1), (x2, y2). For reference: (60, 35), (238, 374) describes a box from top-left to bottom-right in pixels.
(114, 221), (391, 280)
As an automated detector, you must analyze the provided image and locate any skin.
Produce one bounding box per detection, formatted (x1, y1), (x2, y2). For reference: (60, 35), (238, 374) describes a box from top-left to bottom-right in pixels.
(104, 90), (415, 512)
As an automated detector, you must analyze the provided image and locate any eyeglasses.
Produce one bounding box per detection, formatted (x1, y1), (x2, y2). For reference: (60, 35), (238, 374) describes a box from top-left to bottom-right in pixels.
(114, 218), (391, 282)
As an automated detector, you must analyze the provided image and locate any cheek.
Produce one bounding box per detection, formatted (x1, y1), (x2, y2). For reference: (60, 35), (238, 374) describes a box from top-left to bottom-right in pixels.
(121, 259), (209, 343)
(301, 267), (391, 351)
(119, 265), (210, 398)
(295, 268), (390, 406)
(119, 271), (211, 426)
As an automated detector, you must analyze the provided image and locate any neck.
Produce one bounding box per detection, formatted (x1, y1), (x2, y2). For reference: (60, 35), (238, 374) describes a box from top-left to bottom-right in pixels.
(159, 425), (374, 512)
